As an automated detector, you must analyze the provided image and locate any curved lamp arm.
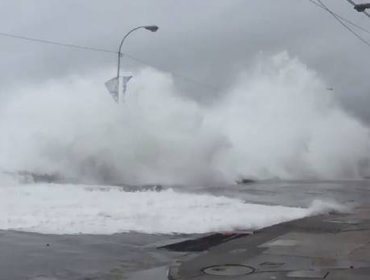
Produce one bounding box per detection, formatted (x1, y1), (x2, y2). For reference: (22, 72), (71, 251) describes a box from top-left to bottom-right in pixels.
(116, 25), (158, 78)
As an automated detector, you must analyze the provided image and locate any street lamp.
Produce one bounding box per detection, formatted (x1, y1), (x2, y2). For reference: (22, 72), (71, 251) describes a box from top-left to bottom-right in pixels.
(105, 25), (159, 103)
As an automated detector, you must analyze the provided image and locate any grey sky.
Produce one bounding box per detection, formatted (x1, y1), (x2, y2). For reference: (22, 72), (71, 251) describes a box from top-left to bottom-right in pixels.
(1, 0), (370, 121)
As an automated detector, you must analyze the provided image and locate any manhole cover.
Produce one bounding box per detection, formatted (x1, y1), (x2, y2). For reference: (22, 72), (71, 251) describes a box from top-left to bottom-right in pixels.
(202, 264), (254, 276)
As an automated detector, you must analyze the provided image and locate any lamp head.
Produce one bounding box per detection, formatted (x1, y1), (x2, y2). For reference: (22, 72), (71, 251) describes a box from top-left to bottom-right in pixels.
(144, 25), (159, 32)
(354, 4), (370, 12)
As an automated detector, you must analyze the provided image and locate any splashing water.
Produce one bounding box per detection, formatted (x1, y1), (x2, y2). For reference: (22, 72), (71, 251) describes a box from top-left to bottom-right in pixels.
(0, 52), (369, 185)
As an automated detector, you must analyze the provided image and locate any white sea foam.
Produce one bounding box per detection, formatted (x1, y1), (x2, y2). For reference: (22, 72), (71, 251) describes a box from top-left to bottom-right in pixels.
(0, 184), (344, 235)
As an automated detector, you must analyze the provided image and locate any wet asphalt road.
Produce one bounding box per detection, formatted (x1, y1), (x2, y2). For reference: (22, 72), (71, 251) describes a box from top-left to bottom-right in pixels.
(1, 180), (370, 280)
(0, 230), (188, 280)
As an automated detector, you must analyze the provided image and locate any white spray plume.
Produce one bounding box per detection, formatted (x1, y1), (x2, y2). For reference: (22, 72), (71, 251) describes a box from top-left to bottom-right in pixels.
(307, 199), (351, 215)
(0, 52), (369, 185)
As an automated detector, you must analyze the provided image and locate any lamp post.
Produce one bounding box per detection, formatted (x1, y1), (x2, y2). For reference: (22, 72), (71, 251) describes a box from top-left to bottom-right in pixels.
(105, 25), (158, 103)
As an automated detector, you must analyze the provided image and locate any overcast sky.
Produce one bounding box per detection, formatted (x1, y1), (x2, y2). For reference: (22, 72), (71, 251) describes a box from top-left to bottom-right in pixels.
(1, 0), (370, 122)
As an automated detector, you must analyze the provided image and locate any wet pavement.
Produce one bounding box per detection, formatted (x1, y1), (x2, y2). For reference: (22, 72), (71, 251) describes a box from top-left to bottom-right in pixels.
(0, 230), (188, 280)
(169, 206), (370, 279)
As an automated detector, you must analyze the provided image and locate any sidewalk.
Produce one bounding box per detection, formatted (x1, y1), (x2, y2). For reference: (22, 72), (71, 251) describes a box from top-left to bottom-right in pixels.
(169, 207), (370, 279)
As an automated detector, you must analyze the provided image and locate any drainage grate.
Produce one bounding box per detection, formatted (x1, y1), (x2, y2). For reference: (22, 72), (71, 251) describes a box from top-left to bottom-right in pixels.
(159, 233), (248, 252)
